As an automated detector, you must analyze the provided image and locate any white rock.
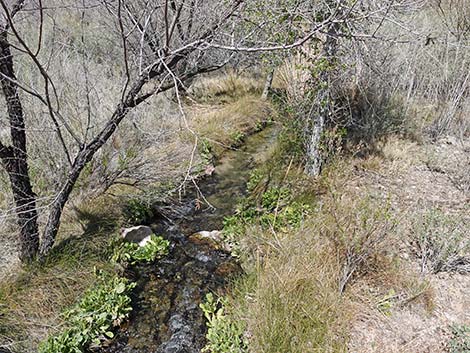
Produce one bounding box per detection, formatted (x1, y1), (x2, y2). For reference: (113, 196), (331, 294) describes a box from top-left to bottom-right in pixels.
(193, 230), (223, 241)
(138, 235), (152, 247)
(121, 225), (153, 244)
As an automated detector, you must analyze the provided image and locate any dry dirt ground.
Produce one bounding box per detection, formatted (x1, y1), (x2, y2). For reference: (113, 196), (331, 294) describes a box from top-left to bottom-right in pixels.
(347, 136), (470, 353)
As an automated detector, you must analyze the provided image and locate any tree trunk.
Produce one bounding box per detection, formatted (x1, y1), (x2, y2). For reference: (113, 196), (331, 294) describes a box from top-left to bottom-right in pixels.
(303, 22), (340, 176)
(261, 68), (274, 100)
(39, 101), (134, 257)
(304, 89), (328, 176)
(0, 31), (39, 261)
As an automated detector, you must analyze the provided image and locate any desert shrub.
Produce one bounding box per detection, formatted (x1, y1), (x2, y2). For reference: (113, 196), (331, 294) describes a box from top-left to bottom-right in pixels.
(320, 194), (397, 293)
(448, 324), (470, 353)
(409, 208), (470, 274)
(335, 86), (409, 147)
(38, 273), (135, 353)
(200, 293), (247, 353)
(112, 234), (170, 265)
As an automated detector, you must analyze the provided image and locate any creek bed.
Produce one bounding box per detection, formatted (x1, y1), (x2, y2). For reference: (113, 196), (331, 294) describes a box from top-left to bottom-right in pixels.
(100, 126), (277, 353)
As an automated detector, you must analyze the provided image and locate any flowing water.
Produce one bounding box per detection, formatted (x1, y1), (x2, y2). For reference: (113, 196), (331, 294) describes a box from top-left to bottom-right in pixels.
(99, 126), (278, 353)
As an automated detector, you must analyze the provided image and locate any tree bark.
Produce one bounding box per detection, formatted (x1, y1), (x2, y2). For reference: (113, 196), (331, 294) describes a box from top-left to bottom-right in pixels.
(0, 31), (39, 261)
(261, 68), (274, 100)
(304, 21), (340, 176)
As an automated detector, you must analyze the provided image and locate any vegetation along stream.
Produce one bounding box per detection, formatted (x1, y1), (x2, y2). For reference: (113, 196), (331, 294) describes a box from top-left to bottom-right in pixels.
(100, 126), (278, 353)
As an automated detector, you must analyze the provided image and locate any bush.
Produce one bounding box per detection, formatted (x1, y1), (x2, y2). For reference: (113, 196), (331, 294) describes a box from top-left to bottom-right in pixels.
(409, 208), (470, 274)
(39, 273), (135, 353)
(123, 198), (153, 225)
(320, 195), (396, 293)
(222, 186), (309, 257)
(448, 324), (470, 353)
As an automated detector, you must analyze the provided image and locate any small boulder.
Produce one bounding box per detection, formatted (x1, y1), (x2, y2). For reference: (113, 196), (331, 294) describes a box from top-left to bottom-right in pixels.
(121, 225), (153, 244)
(138, 235), (152, 247)
(193, 230), (223, 242)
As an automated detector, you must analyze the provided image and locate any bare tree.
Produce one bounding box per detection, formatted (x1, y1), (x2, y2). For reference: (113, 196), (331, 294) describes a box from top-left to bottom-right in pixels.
(0, 0), (247, 260)
(0, 0), (39, 261)
(0, 0), (420, 261)
(0, 0), (348, 261)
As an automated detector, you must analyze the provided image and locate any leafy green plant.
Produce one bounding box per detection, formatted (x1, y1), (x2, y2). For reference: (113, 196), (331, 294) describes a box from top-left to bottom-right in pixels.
(448, 324), (470, 353)
(39, 273), (136, 353)
(246, 169), (263, 192)
(200, 293), (247, 353)
(230, 131), (246, 145)
(200, 138), (215, 165)
(261, 186), (289, 210)
(222, 186), (309, 256)
(112, 234), (170, 265)
(123, 198), (153, 225)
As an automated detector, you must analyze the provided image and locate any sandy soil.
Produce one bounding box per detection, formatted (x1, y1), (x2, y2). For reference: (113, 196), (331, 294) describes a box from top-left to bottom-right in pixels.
(347, 136), (470, 353)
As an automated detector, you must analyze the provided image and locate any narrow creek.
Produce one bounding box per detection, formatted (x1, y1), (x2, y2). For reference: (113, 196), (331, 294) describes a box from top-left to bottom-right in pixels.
(100, 126), (278, 353)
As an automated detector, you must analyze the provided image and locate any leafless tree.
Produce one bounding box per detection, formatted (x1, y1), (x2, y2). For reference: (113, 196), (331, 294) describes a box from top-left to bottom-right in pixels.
(0, 0), (358, 262)
(0, 0), (246, 261)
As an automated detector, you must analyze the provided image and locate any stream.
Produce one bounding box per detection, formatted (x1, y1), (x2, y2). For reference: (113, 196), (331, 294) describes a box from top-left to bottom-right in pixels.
(99, 126), (277, 353)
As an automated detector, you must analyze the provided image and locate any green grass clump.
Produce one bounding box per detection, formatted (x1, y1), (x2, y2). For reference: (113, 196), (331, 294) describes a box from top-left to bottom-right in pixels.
(112, 234), (170, 265)
(38, 273), (136, 353)
(200, 293), (247, 353)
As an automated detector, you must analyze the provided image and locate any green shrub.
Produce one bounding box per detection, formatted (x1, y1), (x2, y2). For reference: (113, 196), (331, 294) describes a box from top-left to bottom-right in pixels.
(448, 324), (470, 353)
(261, 186), (290, 211)
(222, 186), (309, 256)
(39, 273), (135, 353)
(112, 234), (170, 265)
(200, 293), (247, 353)
(123, 198), (153, 225)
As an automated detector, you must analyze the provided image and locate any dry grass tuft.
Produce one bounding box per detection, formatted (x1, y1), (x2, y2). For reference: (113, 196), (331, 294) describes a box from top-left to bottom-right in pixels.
(189, 73), (265, 104)
(235, 224), (349, 353)
(191, 97), (273, 146)
(188, 75), (275, 158)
